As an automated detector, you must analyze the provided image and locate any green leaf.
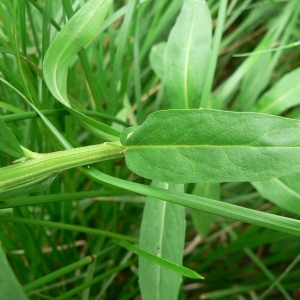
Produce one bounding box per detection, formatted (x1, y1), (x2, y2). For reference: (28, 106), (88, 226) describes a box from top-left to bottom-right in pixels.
(252, 68), (300, 115)
(117, 240), (202, 280)
(0, 244), (28, 300)
(190, 183), (219, 237)
(150, 42), (166, 80)
(252, 173), (300, 214)
(121, 109), (300, 183)
(0, 116), (24, 158)
(164, 0), (211, 109)
(43, 0), (119, 142)
(139, 181), (186, 300)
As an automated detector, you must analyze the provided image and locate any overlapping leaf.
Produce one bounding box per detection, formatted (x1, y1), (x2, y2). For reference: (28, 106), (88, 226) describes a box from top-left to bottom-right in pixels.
(121, 109), (300, 183)
(43, 0), (119, 141)
(164, 0), (211, 109)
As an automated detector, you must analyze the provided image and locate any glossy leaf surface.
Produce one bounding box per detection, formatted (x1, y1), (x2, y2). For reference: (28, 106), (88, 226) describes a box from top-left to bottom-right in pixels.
(164, 0), (211, 109)
(122, 109), (300, 183)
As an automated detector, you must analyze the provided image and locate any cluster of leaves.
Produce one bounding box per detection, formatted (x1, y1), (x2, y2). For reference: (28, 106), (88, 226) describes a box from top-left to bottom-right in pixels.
(1, 0), (300, 299)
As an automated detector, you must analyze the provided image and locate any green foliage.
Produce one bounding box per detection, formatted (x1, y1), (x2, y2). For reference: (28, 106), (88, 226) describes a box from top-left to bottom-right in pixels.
(1, 0), (300, 299)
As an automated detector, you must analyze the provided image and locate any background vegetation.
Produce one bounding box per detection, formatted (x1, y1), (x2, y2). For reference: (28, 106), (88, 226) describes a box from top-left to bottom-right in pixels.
(0, 0), (300, 299)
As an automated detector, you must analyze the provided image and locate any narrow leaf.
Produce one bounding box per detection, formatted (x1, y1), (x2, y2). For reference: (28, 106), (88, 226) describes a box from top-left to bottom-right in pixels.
(164, 0), (211, 109)
(43, 0), (119, 141)
(252, 68), (300, 115)
(0, 116), (24, 158)
(117, 240), (202, 280)
(252, 173), (300, 214)
(121, 109), (300, 183)
(139, 182), (186, 300)
(0, 244), (27, 300)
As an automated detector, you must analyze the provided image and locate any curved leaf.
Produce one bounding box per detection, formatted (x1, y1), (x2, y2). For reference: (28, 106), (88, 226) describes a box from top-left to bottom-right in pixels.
(164, 0), (211, 109)
(121, 109), (300, 183)
(43, 0), (119, 141)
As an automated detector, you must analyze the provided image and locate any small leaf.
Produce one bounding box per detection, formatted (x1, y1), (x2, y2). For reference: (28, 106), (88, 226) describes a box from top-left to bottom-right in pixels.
(139, 181), (186, 300)
(252, 68), (300, 115)
(252, 173), (300, 214)
(117, 240), (202, 280)
(150, 42), (166, 80)
(121, 109), (300, 183)
(164, 0), (211, 109)
(0, 116), (24, 158)
(0, 244), (27, 300)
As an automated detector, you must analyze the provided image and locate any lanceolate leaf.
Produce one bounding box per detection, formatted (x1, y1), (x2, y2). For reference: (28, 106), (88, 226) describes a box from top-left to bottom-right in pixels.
(43, 0), (119, 141)
(164, 0), (211, 109)
(121, 109), (300, 183)
(252, 173), (300, 214)
(150, 42), (166, 80)
(252, 68), (300, 115)
(139, 182), (186, 300)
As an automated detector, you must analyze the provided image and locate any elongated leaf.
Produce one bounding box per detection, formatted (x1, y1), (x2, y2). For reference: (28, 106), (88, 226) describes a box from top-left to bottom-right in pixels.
(190, 183), (219, 237)
(252, 68), (300, 115)
(164, 0), (211, 109)
(139, 181), (185, 300)
(0, 116), (23, 158)
(0, 244), (27, 300)
(121, 109), (300, 183)
(85, 169), (300, 237)
(252, 173), (300, 214)
(150, 42), (166, 80)
(117, 240), (202, 280)
(43, 0), (119, 141)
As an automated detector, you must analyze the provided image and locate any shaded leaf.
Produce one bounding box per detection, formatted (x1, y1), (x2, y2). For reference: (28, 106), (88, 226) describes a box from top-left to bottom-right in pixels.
(121, 109), (300, 183)
(190, 182), (220, 237)
(0, 116), (23, 158)
(0, 244), (27, 300)
(252, 68), (300, 115)
(150, 42), (166, 80)
(252, 173), (300, 214)
(139, 181), (185, 300)
(164, 0), (211, 109)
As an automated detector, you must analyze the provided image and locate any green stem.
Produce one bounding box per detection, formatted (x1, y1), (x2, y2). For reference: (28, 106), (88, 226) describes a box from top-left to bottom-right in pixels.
(0, 143), (125, 192)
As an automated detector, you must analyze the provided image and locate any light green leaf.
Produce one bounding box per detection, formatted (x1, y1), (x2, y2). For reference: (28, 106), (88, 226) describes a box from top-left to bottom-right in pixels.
(121, 109), (300, 183)
(190, 183), (219, 237)
(252, 173), (300, 214)
(0, 116), (24, 158)
(252, 68), (300, 115)
(0, 244), (28, 300)
(139, 181), (186, 300)
(164, 0), (211, 109)
(117, 240), (202, 280)
(150, 42), (166, 80)
(43, 0), (119, 141)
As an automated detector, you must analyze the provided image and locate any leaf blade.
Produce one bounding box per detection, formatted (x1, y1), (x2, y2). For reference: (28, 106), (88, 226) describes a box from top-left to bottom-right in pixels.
(139, 182), (186, 300)
(121, 109), (300, 183)
(164, 0), (211, 109)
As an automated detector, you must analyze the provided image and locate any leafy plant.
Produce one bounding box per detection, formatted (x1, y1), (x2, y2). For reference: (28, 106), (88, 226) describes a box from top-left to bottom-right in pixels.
(1, 0), (300, 299)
